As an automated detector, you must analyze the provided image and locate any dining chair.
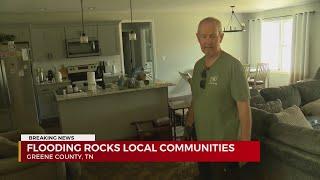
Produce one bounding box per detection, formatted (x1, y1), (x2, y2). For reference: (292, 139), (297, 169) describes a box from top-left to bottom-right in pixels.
(248, 63), (270, 90)
(242, 64), (251, 80)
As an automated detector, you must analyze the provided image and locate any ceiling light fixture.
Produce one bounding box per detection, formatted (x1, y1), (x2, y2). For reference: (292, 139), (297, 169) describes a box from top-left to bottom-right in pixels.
(80, 0), (88, 43)
(129, 0), (136, 41)
(223, 6), (246, 33)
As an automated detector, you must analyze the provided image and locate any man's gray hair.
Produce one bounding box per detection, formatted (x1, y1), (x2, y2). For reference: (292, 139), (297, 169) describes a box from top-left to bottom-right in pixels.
(198, 17), (223, 33)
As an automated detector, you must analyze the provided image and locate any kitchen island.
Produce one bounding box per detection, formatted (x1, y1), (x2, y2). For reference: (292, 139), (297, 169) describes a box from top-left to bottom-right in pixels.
(55, 83), (172, 140)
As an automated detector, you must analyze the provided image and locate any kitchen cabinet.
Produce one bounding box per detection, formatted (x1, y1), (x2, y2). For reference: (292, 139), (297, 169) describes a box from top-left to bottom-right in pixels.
(30, 25), (65, 61)
(0, 25), (30, 42)
(35, 82), (70, 121)
(37, 88), (58, 120)
(65, 25), (98, 39)
(98, 22), (120, 56)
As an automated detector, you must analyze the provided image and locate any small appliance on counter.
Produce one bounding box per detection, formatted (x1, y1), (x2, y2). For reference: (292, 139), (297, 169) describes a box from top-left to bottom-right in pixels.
(87, 72), (96, 91)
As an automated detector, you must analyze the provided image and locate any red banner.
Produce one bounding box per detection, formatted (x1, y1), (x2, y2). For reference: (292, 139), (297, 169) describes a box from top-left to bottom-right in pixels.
(19, 141), (260, 162)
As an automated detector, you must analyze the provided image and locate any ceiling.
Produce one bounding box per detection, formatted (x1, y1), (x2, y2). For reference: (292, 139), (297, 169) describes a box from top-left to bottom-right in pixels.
(0, 0), (317, 13)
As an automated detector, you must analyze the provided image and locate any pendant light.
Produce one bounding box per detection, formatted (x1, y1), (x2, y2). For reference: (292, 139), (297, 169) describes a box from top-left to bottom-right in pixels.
(223, 6), (246, 33)
(129, 0), (136, 41)
(80, 0), (88, 43)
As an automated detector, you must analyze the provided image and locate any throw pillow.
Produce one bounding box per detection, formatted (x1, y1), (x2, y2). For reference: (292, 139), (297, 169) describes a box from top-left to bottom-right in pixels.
(250, 95), (266, 107)
(295, 80), (320, 105)
(275, 105), (312, 129)
(301, 99), (320, 116)
(260, 86), (301, 109)
(0, 136), (18, 158)
(254, 99), (283, 113)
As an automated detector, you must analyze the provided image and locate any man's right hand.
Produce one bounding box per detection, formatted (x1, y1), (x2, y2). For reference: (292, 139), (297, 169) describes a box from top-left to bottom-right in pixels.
(185, 107), (194, 127)
(184, 125), (193, 140)
(184, 107), (194, 140)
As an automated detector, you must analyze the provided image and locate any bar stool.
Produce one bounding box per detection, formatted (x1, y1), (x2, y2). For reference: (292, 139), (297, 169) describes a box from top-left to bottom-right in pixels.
(168, 100), (191, 140)
(131, 117), (171, 140)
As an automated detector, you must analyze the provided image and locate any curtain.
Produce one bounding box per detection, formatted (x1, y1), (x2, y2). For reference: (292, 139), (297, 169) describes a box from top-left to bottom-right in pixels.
(290, 12), (311, 83)
(248, 19), (261, 67)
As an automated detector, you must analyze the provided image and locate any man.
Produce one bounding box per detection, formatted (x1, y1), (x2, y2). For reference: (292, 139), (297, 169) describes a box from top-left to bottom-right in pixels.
(185, 17), (252, 179)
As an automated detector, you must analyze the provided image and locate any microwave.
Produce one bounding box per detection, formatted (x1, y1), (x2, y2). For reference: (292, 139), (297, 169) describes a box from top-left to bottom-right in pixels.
(66, 38), (101, 58)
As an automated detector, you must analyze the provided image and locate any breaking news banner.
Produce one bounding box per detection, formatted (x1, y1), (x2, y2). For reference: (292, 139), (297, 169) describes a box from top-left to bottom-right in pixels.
(18, 134), (260, 162)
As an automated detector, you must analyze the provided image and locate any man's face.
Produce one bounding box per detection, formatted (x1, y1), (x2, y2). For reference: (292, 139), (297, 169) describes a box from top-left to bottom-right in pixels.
(196, 22), (224, 56)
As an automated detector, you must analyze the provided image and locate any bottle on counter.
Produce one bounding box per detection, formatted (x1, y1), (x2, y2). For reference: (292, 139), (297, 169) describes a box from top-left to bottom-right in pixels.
(34, 68), (40, 84)
(39, 68), (44, 82)
(47, 70), (54, 82)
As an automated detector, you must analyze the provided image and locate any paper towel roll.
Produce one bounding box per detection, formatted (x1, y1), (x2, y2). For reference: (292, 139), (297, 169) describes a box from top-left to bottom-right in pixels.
(87, 72), (96, 83)
(88, 84), (96, 91)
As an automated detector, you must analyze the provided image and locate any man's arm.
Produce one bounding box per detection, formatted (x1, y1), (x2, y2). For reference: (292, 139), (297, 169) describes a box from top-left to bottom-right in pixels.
(237, 100), (252, 141)
(186, 105), (194, 127)
(184, 100), (194, 139)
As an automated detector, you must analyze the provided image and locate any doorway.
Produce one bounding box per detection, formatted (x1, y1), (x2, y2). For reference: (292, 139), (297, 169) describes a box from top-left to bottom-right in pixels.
(121, 22), (155, 80)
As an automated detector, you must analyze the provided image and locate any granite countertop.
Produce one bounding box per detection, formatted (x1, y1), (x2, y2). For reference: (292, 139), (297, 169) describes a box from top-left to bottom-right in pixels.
(35, 80), (71, 86)
(55, 82), (174, 102)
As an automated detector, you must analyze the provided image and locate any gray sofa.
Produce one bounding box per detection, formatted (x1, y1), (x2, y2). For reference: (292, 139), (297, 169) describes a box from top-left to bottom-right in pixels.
(246, 79), (320, 179)
(0, 126), (66, 180)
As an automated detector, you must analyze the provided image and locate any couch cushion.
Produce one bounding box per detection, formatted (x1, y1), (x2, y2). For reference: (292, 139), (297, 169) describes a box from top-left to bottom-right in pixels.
(254, 99), (283, 113)
(260, 86), (301, 109)
(314, 67), (320, 80)
(268, 122), (320, 156)
(295, 80), (320, 105)
(275, 105), (312, 129)
(251, 107), (279, 139)
(0, 136), (18, 158)
(302, 99), (320, 116)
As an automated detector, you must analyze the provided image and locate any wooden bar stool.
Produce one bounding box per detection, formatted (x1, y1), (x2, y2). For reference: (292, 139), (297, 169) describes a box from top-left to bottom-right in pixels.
(131, 117), (171, 140)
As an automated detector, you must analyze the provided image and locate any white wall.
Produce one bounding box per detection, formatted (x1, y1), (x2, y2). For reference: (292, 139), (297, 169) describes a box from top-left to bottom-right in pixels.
(0, 11), (247, 97)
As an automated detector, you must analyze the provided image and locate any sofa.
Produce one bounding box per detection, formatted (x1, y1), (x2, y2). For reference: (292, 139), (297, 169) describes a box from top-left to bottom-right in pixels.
(246, 79), (320, 179)
(314, 67), (320, 80)
(0, 126), (66, 180)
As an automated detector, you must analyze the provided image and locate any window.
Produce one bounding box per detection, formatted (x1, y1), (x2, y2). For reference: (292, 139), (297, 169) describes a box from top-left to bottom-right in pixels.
(261, 18), (293, 72)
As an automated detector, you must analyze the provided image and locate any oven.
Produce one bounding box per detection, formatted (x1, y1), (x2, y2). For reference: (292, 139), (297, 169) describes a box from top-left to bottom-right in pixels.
(67, 64), (103, 84)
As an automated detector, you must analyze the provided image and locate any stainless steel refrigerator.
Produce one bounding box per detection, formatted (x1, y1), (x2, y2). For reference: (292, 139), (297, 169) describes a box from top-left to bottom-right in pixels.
(0, 43), (38, 132)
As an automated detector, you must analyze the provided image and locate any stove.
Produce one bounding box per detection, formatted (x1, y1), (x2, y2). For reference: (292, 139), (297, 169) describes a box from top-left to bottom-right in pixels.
(67, 63), (102, 84)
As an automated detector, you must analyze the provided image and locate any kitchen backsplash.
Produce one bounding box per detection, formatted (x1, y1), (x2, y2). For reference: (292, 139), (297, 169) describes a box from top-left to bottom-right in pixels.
(32, 55), (122, 75)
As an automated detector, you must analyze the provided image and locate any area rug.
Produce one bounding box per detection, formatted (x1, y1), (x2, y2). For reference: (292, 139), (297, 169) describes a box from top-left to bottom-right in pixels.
(81, 162), (199, 180)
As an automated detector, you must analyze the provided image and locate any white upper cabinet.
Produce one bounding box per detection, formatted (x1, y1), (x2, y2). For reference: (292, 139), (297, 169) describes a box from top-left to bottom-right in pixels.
(98, 22), (120, 56)
(31, 25), (66, 61)
(28, 22), (120, 61)
(65, 25), (98, 39)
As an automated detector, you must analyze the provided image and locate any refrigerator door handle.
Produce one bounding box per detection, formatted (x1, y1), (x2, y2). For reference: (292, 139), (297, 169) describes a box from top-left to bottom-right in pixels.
(0, 60), (11, 105)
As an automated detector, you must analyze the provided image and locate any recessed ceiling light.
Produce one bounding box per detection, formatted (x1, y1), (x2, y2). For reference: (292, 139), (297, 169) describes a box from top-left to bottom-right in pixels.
(40, 8), (47, 11)
(88, 7), (96, 10)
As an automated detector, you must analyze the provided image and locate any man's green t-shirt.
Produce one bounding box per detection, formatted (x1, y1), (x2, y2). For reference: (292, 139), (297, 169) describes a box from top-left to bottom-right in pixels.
(191, 51), (249, 140)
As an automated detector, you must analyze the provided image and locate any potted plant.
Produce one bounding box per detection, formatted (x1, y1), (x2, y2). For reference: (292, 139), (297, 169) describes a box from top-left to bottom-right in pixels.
(0, 33), (16, 43)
